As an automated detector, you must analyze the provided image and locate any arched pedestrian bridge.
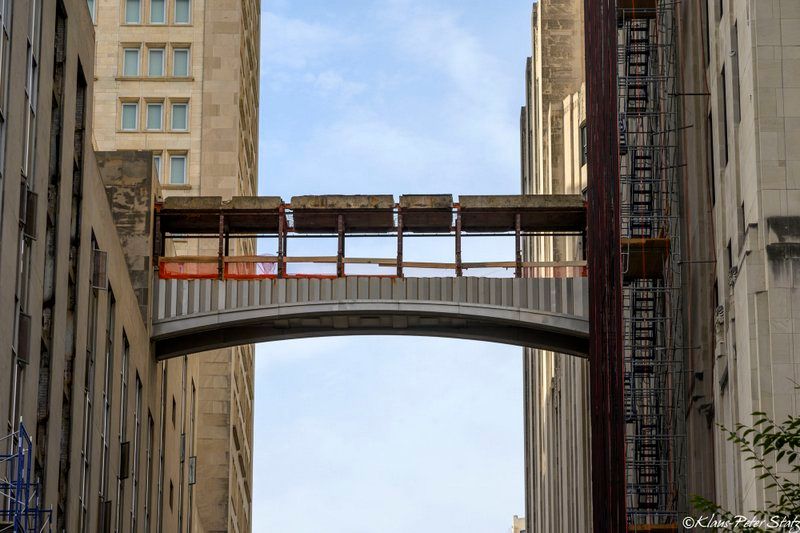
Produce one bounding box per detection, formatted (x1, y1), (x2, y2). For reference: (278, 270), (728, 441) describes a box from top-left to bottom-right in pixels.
(152, 276), (589, 359)
(150, 194), (589, 359)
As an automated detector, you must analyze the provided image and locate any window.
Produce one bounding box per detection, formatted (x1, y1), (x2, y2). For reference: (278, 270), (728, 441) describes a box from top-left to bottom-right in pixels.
(171, 396), (176, 426)
(707, 113), (716, 205)
(153, 154), (162, 181)
(123, 48), (140, 76)
(115, 335), (131, 533)
(170, 102), (187, 130)
(144, 412), (154, 533)
(174, 0), (190, 23)
(125, 0), (141, 24)
(150, 0), (165, 23)
(131, 375), (143, 532)
(87, 0), (96, 22)
(121, 102), (138, 130)
(146, 102), (163, 130)
(731, 21), (741, 123)
(579, 122), (588, 166)
(169, 481), (174, 510)
(172, 48), (189, 77)
(720, 66), (729, 166)
(100, 291), (116, 502)
(169, 154), (186, 184)
(148, 48), (164, 76)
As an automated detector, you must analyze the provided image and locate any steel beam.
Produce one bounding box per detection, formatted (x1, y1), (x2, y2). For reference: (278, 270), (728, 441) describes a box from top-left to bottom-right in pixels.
(585, 0), (627, 530)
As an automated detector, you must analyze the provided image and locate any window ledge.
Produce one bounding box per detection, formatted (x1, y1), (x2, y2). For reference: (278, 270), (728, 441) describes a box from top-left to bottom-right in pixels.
(116, 76), (195, 82)
(161, 184), (192, 190)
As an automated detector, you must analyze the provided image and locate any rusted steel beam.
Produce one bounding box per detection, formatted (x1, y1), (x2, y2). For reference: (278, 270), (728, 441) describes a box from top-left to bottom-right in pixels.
(397, 211), (404, 278)
(218, 214), (225, 280)
(277, 208), (286, 278)
(585, 0), (626, 530)
(153, 212), (163, 266)
(515, 213), (523, 278)
(455, 208), (463, 277)
(337, 214), (345, 278)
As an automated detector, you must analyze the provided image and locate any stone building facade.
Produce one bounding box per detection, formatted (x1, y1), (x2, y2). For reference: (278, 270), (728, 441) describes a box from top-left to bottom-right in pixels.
(0, 1), (226, 531)
(683, 0), (800, 516)
(519, 1), (591, 531)
(90, 0), (260, 531)
(521, 0), (800, 529)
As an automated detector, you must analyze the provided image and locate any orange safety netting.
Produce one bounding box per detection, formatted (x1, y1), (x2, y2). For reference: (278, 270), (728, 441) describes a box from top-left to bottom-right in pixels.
(159, 260), (219, 279)
(224, 260), (277, 280)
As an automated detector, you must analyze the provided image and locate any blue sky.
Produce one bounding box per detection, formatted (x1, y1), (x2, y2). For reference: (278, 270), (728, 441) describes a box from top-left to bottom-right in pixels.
(253, 1), (534, 531)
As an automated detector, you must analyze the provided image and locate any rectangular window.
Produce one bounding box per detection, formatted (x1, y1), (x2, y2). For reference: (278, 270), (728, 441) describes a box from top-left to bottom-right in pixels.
(125, 0), (141, 24)
(174, 0), (190, 23)
(148, 48), (164, 76)
(707, 113), (716, 205)
(144, 412), (154, 533)
(731, 21), (741, 123)
(153, 154), (162, 181)
(123, 48), (140, 76)
(579, 122), (588, 166)
(150, 0), (165, 23)
(115, 335), (131, 533)
(721, 66), (729, 166)
(170, 102), (188, 130)
(121, 102), (138, 131)
(100, 291), (116, 501)
(146, 102), (163, 130)
(172, 48), (189, 77)
(169, 155), (186, 184)
(131, 375), (143, 532)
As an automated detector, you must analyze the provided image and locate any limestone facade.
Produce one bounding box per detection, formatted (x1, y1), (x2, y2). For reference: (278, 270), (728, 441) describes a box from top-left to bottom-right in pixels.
(697, 0), (800, 515)
(0, 1), (216, 531)
(90, 0), (259, 531)
(519, 1), (591, 532)
(521, 0), (800, 528)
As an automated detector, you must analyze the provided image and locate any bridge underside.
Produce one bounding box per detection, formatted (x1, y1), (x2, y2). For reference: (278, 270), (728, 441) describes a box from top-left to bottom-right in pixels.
(151, 277), (589, 360)
(152, 302), (589, 359)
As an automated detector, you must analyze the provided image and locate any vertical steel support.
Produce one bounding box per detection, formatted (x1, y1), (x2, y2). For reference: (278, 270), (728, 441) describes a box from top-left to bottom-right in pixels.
(153, 212), (162, 267)
(397, 211), (404, 278)
(585, 0), (627, 530)
(277, 208), (286, 279)
(455, 208), (463, 277)
(337, 214), (345, 278)
(218, 214), (225, 280)
(515, 213), (523, 278)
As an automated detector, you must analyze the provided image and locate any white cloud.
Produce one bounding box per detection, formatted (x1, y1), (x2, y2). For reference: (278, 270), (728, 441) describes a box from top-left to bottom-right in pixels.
(304, 70), (367, 98)
(262, 11), (359, 70)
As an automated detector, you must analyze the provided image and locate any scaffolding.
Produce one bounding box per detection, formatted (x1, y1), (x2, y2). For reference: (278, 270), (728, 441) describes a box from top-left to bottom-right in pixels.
(0, 423), (52, 533)
(617, 0), (686, 528)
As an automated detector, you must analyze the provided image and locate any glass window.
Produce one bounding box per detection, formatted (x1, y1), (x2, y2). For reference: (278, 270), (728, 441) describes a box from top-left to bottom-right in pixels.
(121, 102), (138, 130)
(87, 0), (96, 22)
(169, 155), (186, 184)
(125, 0), (141, 24)
(171, 103), (188, 131)
(123, 48), (140, 77)
(150, 0), (165, 23)
(153, 154), (162, 180)
(172, 48), (189, 77)
(146, 103), (162, 130)
(174, 0), (190, 23)
(148, 48), (164, 76)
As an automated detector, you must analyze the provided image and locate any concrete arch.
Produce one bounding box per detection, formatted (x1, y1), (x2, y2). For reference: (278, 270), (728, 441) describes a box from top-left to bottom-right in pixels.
(151, 277), (589, 359)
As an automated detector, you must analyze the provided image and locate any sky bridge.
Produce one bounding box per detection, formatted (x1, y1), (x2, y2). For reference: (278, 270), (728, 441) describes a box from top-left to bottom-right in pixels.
(150, 194), (591, 359)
